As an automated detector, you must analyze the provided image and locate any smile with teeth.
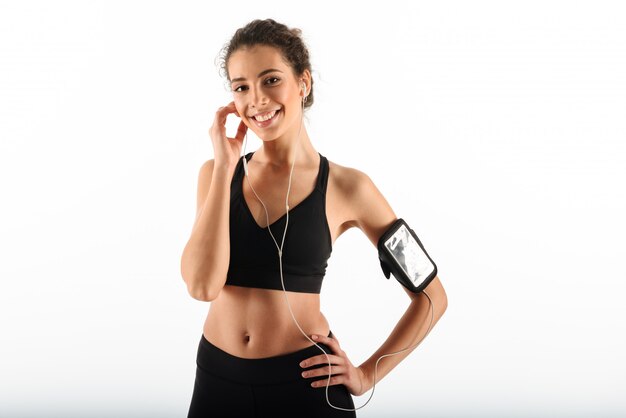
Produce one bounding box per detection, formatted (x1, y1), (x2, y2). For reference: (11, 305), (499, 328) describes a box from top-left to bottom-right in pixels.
(253, 108), (280, 122)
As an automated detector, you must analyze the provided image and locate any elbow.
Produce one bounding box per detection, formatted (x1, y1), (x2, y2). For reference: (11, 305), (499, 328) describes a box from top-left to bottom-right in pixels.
(180, 255), (221, 302)
(180, 264), (221, 302)
(186, 280), (220, 302)
(421, 291), (447, 320)
(435, 291), (448, 325)
(438, 282), (448, 310)
(426, 275), (448, 317)
(434, 283), (448, 316)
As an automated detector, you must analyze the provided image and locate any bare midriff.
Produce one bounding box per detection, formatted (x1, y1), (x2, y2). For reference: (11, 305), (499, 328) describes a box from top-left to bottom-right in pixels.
(202, 159), (350, 359)
(203, 283), (330, 359)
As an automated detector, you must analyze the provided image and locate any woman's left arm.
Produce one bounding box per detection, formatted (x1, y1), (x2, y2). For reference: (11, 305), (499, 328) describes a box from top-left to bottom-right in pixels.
(346, 168), (448, 393)
(300, 168), (448, 396)
(357, 276), (448, 393)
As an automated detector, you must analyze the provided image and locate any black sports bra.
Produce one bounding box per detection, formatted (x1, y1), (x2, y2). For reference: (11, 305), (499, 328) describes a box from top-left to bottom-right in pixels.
(225, 151), (333, 294)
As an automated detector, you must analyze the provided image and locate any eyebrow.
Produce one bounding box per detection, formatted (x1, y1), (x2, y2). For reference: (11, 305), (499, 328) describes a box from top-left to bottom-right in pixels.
(230, 68), (283, 84)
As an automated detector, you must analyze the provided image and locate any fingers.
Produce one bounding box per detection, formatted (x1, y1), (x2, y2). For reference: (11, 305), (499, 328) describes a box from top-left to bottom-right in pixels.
(301, 355), (346, 388)
(299, 333), (353, 388)
(301, 363), (346, 380)
(313, 333), (344, 355)
(213, 101), (241, 125)
(223, 101), (240, 117)
(300, 334), (342, 367)
(212, 102), (247, 144)
(301, 352), (342, 369)
(233, 119), (248, 142)
(299, 334), (345, 373)
(310, 375), (344, 388)
(300, 333), (364, 394)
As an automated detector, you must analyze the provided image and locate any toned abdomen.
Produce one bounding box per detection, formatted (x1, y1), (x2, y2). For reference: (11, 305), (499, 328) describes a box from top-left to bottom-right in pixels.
(203, 284), (330, 359)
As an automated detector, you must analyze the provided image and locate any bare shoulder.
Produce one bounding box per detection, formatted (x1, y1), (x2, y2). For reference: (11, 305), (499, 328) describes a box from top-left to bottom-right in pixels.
(326, 159), (397, 247)
(328, 158), (448, 304)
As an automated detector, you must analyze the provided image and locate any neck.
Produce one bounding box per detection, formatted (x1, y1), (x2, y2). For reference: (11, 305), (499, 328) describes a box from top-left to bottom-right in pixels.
(255, 120), (317, 169)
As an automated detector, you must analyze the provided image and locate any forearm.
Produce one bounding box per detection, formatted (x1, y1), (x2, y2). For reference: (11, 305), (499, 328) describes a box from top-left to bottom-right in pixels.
(358, 292), (445, 391)
(180, 163), (235, 301)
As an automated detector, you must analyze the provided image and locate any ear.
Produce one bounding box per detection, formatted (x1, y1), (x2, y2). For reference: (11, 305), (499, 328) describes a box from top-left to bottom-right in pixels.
(300, 70), (312, 97)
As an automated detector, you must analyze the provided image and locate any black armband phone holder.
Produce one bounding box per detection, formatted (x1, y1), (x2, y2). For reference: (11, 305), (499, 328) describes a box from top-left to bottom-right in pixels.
(377, 218), (438, 293)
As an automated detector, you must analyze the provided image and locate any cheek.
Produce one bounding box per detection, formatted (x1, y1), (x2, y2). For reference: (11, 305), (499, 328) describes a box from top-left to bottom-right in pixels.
(280, 92), (299, 109)
(268, 87), (290, 106)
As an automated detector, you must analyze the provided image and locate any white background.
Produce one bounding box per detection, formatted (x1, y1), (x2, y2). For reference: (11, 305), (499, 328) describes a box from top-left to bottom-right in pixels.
(1, 1), (625, 417)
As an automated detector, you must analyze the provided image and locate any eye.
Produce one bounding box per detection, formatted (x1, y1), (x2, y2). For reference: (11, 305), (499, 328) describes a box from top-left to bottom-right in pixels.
(233, 77), (280, 93)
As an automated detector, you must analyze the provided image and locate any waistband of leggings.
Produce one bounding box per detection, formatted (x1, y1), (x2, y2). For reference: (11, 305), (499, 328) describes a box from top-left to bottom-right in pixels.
(196, 330), (335, 385)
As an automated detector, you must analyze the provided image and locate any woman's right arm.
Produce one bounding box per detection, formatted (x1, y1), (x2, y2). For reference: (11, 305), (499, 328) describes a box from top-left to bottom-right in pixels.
(180, 159), (237, 301)
(180, 101), (248, 301)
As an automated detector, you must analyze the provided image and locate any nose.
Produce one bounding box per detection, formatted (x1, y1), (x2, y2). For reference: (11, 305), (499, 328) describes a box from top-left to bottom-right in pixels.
(248, 84), (269, 109)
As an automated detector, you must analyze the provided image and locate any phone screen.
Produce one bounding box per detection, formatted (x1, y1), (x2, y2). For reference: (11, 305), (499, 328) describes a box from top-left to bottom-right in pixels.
(384, 223), (435, 287)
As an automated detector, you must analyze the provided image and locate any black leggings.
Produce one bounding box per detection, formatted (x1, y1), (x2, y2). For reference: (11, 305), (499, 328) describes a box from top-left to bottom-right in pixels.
(187, 330), (357, 418)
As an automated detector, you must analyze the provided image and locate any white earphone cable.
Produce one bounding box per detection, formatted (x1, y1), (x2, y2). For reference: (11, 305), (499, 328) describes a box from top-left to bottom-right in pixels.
(241, 83), (434, 411)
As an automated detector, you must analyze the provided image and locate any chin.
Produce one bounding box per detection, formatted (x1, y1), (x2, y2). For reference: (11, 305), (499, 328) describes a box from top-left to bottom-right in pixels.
(257, 133), (281, 142)
(253, 126), (287, 142)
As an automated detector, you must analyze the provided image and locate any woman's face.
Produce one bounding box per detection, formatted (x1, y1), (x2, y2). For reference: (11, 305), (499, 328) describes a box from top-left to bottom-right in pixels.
(227, 45), (306, 140)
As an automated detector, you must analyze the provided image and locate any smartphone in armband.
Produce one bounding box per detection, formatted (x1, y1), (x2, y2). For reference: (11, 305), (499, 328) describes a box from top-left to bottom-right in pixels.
(377, 218), (438, 293)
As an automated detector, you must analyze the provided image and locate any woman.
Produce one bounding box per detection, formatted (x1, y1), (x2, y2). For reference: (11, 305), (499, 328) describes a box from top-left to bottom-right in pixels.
(180, 19), (448, 418)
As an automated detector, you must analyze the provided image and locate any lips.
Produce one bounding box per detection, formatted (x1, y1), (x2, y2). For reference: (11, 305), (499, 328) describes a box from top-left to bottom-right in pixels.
(251, 108), (280, 118)
(250, 108), (282, 128)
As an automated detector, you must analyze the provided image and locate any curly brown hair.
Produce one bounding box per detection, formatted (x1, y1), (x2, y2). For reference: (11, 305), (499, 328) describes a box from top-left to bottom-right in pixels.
(216, 18), (315, 110)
